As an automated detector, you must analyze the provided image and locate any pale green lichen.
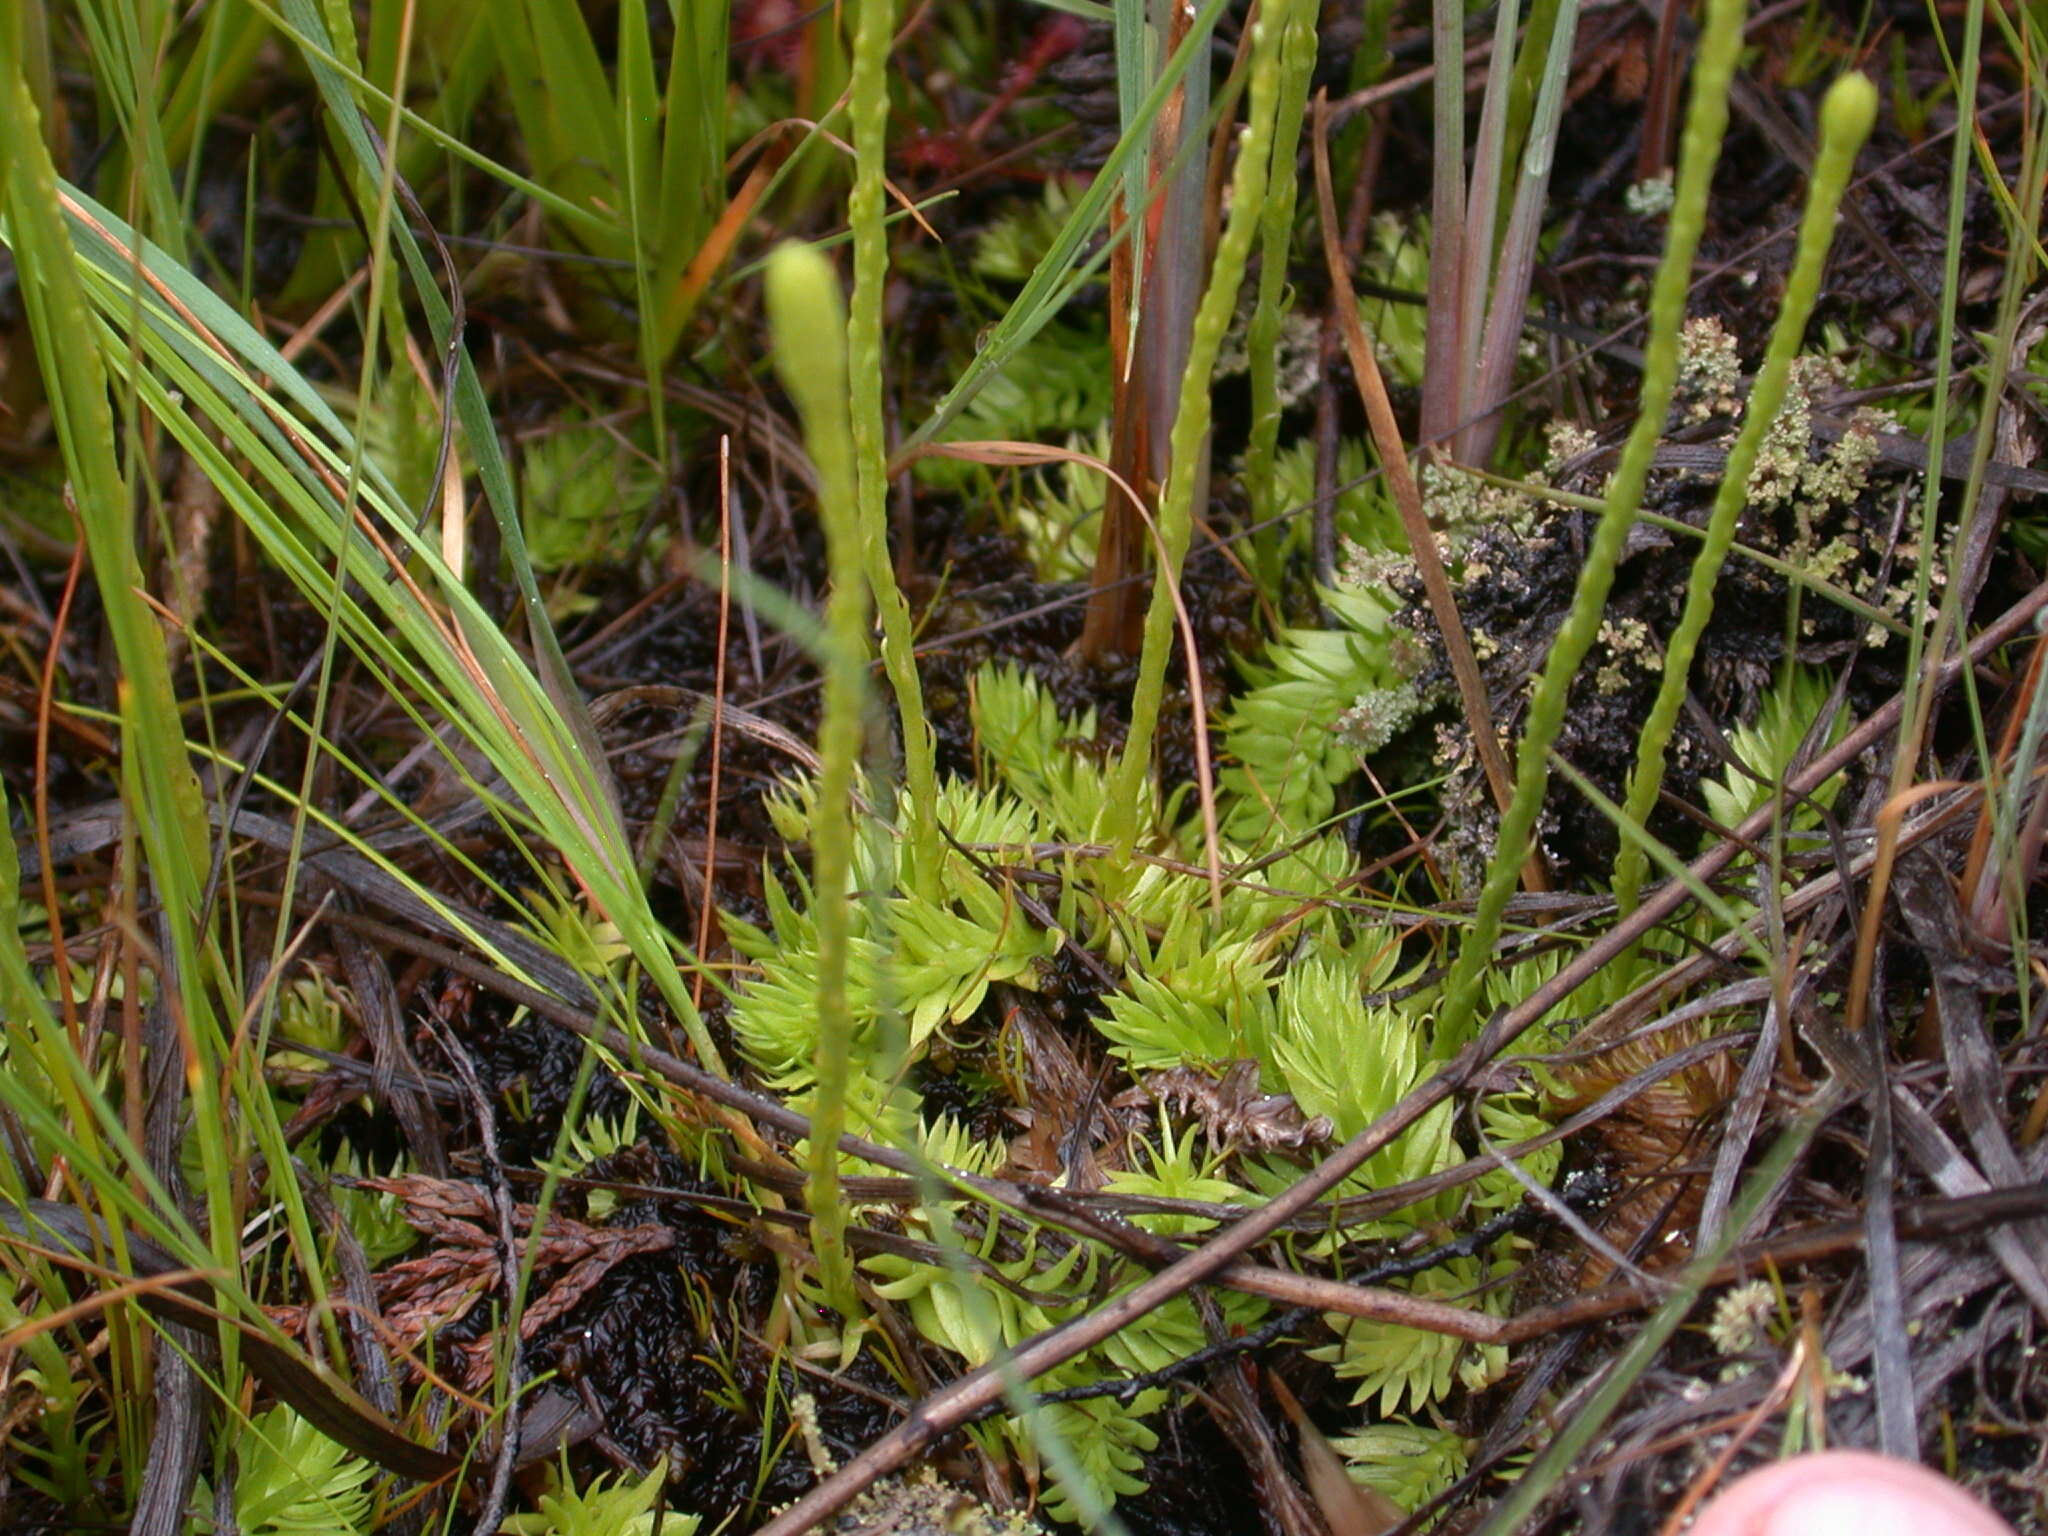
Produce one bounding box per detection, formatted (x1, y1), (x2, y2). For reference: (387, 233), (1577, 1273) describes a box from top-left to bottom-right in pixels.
(1626, 173), (1676, 218)
(1594, 616), (1654, 693)
(1870, 541), (1947, 643)
(1386, 627), (1432, 679)
(1707, 1278), (1777, 1356)
(1676, 315), (1744, 423)
(778, 1470), (1037, 1536)
(1341, 544), (1419, 593)
(1334, 684), (1427, 755)
(1543, 419), (1598, 476)
(1804, 534), (1860, 586)
(1420, 460), (1536, 535)
(1741, 354), (1894, 518)
(1746, 353), (1825, 503)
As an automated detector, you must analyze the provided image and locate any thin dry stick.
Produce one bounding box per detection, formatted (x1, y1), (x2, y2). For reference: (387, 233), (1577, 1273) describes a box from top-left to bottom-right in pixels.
(1841, 778), (1968, 1044)
(689, 436), (735, 1012)
(32, 521), (86, 1045)
(1308, 92), (1538, 888)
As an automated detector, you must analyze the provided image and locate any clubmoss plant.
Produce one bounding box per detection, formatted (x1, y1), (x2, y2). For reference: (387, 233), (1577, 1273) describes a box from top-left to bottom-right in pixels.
(1699, 666), (1851, 835)
(1219, 584), (1412, 839)
(1432, 0), (1750, 1050)
(971, 177), (1088, 283)
(1611, 71), (1878, 916)
(1356, 214), (1433, 387)
(499, 1458), (690, 1536)
(323, 1148), (417, 1268)
(1314, 1253), (1512, 1414)
(765, 240), (870, 1318)
(925, 323), (1115, 476)
(1676, 316), (1744, 423)
(722, 664), (1550, 1520)
(212, 1405), (376, 1535)
(1241, 0), (1320, 529)
(1011, 425), (1113, 582)
(728, 773), (1062, 1093)
(519, 420), (663, 574)
(1331, 1422), (1473, 1514)
(847, 0), (943, 903)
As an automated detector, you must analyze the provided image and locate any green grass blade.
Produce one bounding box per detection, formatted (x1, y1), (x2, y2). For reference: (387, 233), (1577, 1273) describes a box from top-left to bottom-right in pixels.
(897, 0), (1234, 460)
(1419, 0), (1468, 447)
(270, 0), (736, 1072)
(0, 5), (241, 1400)
(1462, 0), (1581, 465)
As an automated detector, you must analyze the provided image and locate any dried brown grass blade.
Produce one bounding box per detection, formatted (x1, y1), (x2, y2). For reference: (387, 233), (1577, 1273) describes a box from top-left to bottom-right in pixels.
(1308, 93), (1544, 891)
(1267, 1373), (1405, 1536)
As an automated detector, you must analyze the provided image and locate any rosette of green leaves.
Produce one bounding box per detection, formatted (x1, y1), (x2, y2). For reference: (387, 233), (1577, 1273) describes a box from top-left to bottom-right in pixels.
(865, 1223), (1169, 1520)
(1699, 666), (1849, 834)
(871, 1126), (1267, 1521)
(725, 773), (1066, 1093)
(1221, 583), (1414, 841)
(1011, 1393), (1165, 1525)
(500, 1458), (690, 1536)
(209, 1406), (375, 1536)
(968, 664), (1116, 838)
(1330, 1422), (1474, 1514)
(1313, 1253), (1514, 1417)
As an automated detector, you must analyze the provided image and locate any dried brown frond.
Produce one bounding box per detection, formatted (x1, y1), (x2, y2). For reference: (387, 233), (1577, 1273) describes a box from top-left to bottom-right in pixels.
(1548, 1023), (1742, 1282)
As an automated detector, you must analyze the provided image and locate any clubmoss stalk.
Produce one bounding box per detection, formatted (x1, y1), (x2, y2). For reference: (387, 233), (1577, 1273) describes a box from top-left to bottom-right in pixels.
(1241, 0), (1319, 528)
(765, 241), (865, 1319)
(847, 0), (942, 900)
(1431, 0), (1749, 1050)
(1109, 0), (1292, 854)
(1611, 72), (1877, 914)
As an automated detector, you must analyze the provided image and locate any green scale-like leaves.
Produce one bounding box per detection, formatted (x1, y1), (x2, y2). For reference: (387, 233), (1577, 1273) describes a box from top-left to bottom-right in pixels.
(721, 661), (1560, 1520)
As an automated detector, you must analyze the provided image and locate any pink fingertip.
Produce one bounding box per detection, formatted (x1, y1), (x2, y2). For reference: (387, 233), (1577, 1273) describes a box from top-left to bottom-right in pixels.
(1688, 1451), (2014, 1536)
